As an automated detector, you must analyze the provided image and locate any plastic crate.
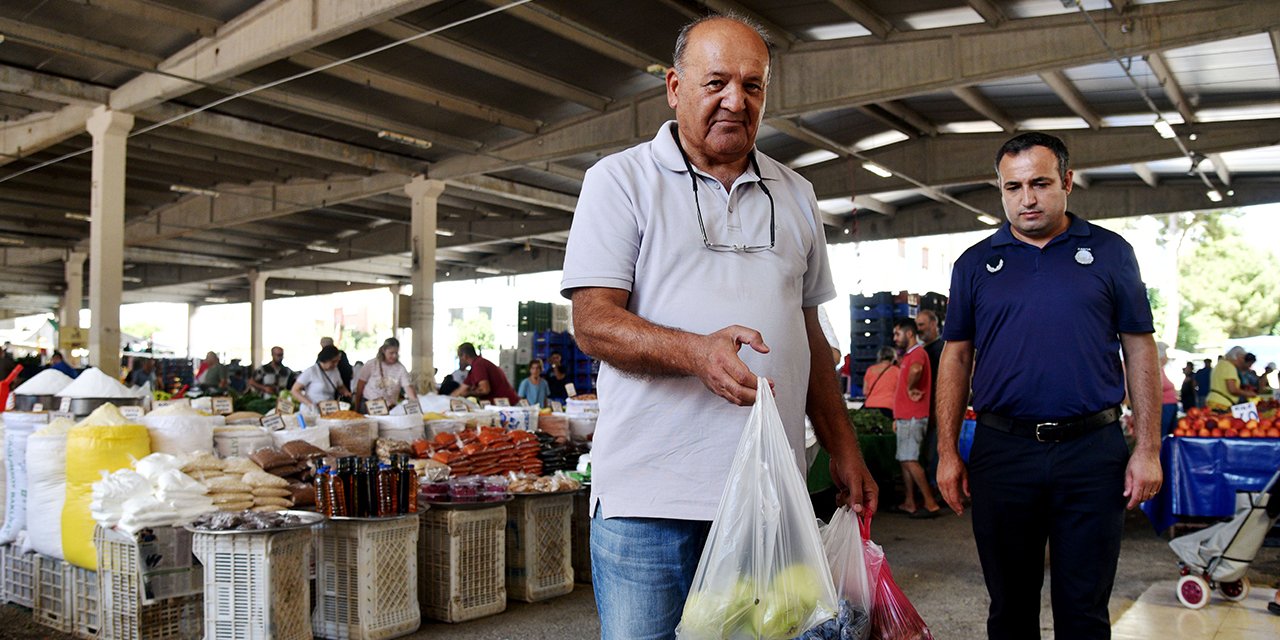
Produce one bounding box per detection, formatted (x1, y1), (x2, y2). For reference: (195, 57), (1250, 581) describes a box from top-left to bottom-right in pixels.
(851, 292), (893, 307)
(35, 554), (73, 632)
(2, 542), (36, 607)
(893, 303), (918, 319)
(505, 494), (573, 602)
(893, 291), (921, 306)
(192, 528), (312, 640)
(313, 515), (420, 640)
(518, 302), (553, 333)
(850, 303), (893, 320)
(94, 526), (204, 640)
(70, 565), (100, 639)
(571, 491), (591, 584)
(418, 506), (507, 623)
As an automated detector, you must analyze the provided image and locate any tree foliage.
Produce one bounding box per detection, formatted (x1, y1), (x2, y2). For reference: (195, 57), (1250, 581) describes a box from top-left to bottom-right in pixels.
(1178, 213), (1280, 347)
(453, 315), (496, 352)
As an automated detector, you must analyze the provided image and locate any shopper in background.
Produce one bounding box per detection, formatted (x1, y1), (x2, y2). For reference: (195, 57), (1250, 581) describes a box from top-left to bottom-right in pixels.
(1208, 347), (1255, 411)
(936, 132), (1161, 640)
(1157, 342), (1178, 438)
(48, 351), (79, 379)
(1180, 362), (1198, 414)
(248, 346), (292, 397)
(560, 13), (876, 638)
(353, 338), (416, 412)
(126, 358), (156, 388)
(1241, 352), (1262, 394)
(916, 308), (944, 488)
(518, 359), (551, 408)
(319, 337), (354, 389)
(195, 351), (228, 392)
(861, 346), (899, 419)
(291, 345), (351, 413)
(453, 342), (520, 404)
(545, 351), (569, 400)
(1195, 358), (1213, 407)
(892, 318), (939, 518)
(1260, 362), (1276, 395)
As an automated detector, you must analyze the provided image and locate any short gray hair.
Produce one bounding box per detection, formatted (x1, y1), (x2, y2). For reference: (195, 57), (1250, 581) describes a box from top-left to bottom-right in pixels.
(877, 346), (897, 362)
(1225, 346), (1246, 359)
(672, 12), (774, 80)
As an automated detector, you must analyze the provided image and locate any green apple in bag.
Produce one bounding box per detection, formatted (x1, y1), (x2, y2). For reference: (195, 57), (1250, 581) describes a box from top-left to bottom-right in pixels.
(681, 577), (759, 637)
(749, 565), (823, 639)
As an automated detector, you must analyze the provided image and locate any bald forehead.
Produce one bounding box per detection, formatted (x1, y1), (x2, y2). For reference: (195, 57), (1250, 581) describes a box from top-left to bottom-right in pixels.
(682, 18), (770, 68)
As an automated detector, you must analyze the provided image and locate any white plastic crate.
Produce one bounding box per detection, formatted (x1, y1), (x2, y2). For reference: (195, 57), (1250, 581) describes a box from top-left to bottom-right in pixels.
(1, 542), (36, 607)
(192, 528), (312, 640)
(94, 525), (204, 640)
(313, 516), (420, 640)
(35, 554), (73, 632)
(571, 490), (592, 584)
(70, 564), (101, 639)
(418, 506), (507, 623)
(505, 494), (574, 602)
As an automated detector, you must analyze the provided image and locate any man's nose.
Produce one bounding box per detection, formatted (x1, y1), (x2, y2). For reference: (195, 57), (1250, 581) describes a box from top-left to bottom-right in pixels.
(721, 82), (746, 111)
(1020, 186), (1037, 209)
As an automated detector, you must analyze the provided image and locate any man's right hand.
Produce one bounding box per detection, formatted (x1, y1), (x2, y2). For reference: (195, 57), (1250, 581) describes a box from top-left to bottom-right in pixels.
(695, 325), (771, 406)
(937, 453), (970, 515)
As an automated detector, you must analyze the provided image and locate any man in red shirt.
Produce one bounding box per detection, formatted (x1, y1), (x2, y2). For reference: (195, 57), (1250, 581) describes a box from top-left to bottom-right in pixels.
(893, 318), (941, 518)
(453, 342), (520, 405)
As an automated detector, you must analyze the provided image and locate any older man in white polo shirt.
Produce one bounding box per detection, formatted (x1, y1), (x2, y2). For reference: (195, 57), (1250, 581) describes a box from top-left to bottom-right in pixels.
(561, 12), (877, 639)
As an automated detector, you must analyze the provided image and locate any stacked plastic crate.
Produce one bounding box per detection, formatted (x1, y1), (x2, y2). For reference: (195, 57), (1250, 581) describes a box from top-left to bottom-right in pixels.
(849, 292), (895, 394)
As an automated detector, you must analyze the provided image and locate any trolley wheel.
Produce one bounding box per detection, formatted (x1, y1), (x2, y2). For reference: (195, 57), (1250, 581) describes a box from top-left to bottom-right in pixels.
(1177, 574), (1211, 609)
(1219, 577), (1250, 602)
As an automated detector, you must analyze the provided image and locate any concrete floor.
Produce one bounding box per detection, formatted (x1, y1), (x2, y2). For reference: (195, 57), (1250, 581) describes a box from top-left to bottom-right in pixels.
(4, 507), (1278, 639)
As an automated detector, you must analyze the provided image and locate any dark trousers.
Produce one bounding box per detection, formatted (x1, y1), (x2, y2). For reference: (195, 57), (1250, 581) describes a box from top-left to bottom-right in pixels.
(969, 423), (1129, 640)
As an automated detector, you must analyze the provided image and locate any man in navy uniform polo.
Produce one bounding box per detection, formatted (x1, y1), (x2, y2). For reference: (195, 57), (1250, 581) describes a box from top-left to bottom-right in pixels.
(935, 132), (1162, 639)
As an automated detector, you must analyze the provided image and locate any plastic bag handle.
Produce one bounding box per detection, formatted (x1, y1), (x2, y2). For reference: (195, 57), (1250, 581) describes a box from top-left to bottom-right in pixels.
(858, 512), (873, 541)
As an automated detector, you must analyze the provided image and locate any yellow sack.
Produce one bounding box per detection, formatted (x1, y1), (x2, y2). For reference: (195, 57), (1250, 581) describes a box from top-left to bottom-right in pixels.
(62, 406), (150, 570)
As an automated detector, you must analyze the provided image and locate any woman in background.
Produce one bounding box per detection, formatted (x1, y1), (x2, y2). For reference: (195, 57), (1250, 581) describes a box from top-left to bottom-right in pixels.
(861, 346), (899, 419)
(518, 359), (550, 408)
(353, 338), (416, 412)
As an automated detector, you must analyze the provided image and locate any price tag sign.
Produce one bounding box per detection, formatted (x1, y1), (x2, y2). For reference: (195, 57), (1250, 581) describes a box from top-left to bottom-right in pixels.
(1230, 402), (1260, 421)
(493, 397), (511, 407)
(366, 398), (389, 416)
(120, 406), (145, 421)
(401, 399), (422, 415)
(277, 396), (294, 415)
(517, 399), (530, 407)
(449, 398), (470, 412)
(318, 400), (340, 416)
(32, 403), (43, 412)
(565, 383), (577, 398)
(155, 398), (190, 410)
(212, 396), (234, 415)
(478, 400), (492, 408)
(59, 397), (73, 412)
(51, 411), (75, 421)
(260, 414), (285, 431)
(549, 400), (564, 412)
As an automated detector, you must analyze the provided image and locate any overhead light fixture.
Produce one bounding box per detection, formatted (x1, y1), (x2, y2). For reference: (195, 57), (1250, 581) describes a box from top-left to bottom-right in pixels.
(305, 243), (340, 254)
(0, 237), (25, 246)
(474, 266), (502, 275)
(1188, 133), (1198, 141)
(1226, 189), (1235, 197)
(271, 289), (296, 296)
(977, 214), (1001, 226)
(862, 162), (893, 178)
(1153, 118), (1176, 139)
(375, 278), (393, 284)
(1206, 189), (1223, 203)
(170, 184), (220, 197)
(377, 130), (433, 150)
(645, 64), (668, 78)
(435, 228), (454, 237)
(121, 276), (142, 283)
(65, 212), (91, 222)
(204, 296), (229, 304)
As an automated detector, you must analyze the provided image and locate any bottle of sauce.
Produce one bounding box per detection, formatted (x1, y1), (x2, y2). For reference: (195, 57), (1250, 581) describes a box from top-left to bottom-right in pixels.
(378, 463), (399, 516)
(315, 465), (331, 516)
(327, 468), (347, 517)
(340, 456), (361, 517)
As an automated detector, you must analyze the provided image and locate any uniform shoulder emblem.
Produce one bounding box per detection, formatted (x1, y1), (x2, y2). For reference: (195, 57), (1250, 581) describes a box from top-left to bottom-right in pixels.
(985, 255), (1003, 273)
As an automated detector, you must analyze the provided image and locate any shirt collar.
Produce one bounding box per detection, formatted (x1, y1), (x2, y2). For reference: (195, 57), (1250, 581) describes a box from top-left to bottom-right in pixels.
(650, 120), (776, 184)
(990, 212), (1090, 248)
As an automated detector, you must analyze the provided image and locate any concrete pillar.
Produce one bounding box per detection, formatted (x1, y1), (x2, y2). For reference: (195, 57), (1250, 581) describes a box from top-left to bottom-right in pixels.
(85, 106), (134, 377)
(405, 177), (446, 389)
(187, 303), (197, 360)
(61, 251), (86, 362)
(248, 270), (265, 369)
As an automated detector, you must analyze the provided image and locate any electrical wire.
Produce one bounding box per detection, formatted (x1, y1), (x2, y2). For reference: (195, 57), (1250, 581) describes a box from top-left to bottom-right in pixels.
(0, 0), (536, 185)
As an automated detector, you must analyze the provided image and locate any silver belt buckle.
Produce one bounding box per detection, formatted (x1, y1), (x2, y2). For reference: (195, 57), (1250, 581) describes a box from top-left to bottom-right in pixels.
(1035, 422), (1059, 442)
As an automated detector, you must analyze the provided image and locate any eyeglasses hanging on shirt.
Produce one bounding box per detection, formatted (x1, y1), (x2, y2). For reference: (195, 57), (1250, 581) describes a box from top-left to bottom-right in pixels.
(671, 126), (775, 253)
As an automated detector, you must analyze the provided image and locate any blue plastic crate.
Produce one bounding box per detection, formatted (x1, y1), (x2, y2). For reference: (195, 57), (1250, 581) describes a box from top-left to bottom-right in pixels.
(850, 292), (893, 306)
(893, 304), (918, 319)
(851, 303), (894, 319)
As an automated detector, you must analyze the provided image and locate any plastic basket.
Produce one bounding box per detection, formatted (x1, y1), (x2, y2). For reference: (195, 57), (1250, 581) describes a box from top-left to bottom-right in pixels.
(571, 491), (591, 584)
(505, 494), (573, 602)
(2, 542), (36, 607)
(418, 506), (507, 623)
(313, 516), (420, 640)
(193, 528), (313, 640)
(94, 526), (204, 640)
(70, 565), (101, 639)
(35, 554), (73, 632)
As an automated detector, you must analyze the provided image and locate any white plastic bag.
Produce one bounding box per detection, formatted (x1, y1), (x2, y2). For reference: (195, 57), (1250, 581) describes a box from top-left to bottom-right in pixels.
(820, 507), (877, 639)
(677, 378), (838, 640)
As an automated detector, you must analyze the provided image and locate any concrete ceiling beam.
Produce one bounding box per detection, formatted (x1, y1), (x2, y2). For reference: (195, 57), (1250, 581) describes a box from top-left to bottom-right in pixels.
(1039, 70), (1102, 130)
(952, 86), (1017, 132)
(1145, 52), (1198, 124)
(482, 0), (666, 69)
(827, 0), (893, 40)
(63, 0), (222, 36)
(967, 0), (1007, 27)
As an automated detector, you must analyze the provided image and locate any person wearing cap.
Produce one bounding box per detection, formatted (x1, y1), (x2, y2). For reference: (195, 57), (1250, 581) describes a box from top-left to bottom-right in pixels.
(935, 131), (1161, 639)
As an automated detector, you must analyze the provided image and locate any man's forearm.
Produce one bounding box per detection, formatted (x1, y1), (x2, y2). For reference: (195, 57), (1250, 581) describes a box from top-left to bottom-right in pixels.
(906, 364), (923, 390)
(1122, 333), (1161, 453)
(572, 288), (701, 378)
(935, 341), (975, 458)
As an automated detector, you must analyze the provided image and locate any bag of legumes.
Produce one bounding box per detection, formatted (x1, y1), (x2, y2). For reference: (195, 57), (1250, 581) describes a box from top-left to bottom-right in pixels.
(677, 378), (838, 640)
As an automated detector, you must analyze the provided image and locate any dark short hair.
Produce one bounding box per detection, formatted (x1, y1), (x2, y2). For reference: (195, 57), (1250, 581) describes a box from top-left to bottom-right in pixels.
(51, 350), (64, 360)
(894, 318), (919, 334)
(317, 345), (340, 363)
(994, 132), (1070, 183)
(1245, 352), (1257, 364)
(458, 342), (478, 358)
(673, 12), (774, 81)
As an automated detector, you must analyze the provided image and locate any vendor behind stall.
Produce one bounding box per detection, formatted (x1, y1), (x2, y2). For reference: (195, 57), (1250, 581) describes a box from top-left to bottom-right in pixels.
(353, 337), (416, 412)
(1207, 346), (1257, 411)
(291, 345), (351, 413)
(452, 342), (519, 405)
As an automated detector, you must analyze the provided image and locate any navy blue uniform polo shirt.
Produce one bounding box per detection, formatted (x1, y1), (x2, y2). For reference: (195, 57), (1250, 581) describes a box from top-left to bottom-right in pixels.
(942, 213), (1154, 421)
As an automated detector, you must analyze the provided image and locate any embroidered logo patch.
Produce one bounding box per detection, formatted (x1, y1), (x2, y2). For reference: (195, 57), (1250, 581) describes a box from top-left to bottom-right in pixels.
(1075, 248), (1094, 265)
(986, 255), (1004, 273)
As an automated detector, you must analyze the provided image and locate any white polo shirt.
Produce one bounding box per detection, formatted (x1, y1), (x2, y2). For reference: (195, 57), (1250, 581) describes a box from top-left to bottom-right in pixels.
(561, 121), (836, 521)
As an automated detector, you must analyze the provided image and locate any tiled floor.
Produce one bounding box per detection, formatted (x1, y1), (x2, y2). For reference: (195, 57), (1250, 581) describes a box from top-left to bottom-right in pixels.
(1111, 580), (1280, 639)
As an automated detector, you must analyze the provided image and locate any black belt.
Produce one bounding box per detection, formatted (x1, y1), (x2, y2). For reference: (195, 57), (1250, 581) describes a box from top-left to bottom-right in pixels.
(977, 406), (1121, 443)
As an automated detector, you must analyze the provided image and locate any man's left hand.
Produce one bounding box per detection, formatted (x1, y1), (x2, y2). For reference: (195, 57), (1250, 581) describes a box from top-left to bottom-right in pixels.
(907, 389), (923, 402)
(830, 446), (879, 517)
(1123, 447), (1162, 510)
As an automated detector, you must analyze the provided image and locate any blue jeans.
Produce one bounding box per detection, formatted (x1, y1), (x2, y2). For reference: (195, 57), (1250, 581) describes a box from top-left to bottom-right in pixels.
(591, 506), (712, 640)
